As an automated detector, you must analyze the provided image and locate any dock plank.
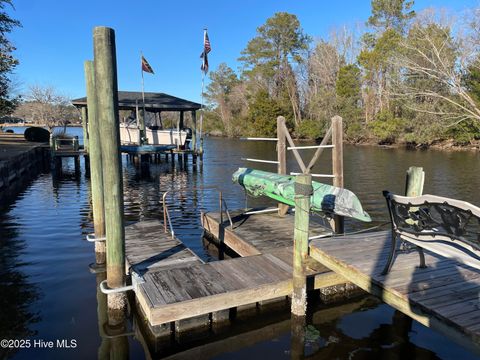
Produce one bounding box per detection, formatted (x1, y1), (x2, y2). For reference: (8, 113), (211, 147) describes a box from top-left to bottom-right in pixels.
(125, 220), (203, 275)
(309, 230), (480, 352)
(202, 210), (331, 255)
(127, 219), (347, 330)
(138, 250), (345, 326)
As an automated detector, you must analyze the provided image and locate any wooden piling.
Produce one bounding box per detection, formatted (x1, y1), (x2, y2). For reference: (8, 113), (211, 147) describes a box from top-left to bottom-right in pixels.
(81, 107), (89, 153)
(85, 60), (106, 265)
(138, 108), (145, 145)
(191, 110), (197, 153)
(179, 111), (184, 130)
(291, 174), (312, 316)
(277, 116), (289, 216)
(331, 115), (344, 234)
(74, 155), (81, 175)
(405, 166), (425, 197)
(94, 26), (126, 325)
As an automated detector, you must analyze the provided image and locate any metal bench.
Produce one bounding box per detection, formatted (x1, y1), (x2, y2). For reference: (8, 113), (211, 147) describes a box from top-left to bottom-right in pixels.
(382, 191), (480, 274)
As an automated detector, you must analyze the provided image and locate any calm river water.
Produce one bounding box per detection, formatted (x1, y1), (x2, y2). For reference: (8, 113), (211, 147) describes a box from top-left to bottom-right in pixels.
(1, 126), (479, 359)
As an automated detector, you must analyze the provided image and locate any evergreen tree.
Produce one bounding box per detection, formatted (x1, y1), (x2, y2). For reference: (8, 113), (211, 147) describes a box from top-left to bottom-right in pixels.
(368, 0), (415, 33)
(246, 89), (287, 137)
(0, 0), (20, 116)
(336, 64), (363, 141)
(359, 0), (414, 122)
(239, 12), (310, 126)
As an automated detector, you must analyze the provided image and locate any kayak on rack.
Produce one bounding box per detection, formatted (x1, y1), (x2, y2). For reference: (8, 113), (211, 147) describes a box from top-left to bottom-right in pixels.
(232, 167), (371, 222)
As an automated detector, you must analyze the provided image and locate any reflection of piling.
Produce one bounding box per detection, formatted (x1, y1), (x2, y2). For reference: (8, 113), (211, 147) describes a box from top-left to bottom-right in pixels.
(96, 272), (111, 360)
(94, 26), (126, 326)
(290, 314), (306, 359)
(291, 174), (312, 316)
(85, 60), (106, 265)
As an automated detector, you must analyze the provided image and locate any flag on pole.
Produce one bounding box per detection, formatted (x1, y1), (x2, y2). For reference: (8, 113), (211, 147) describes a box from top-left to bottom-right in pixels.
(141, 56), (154, 74)
(200, 30), (211, 73)
(200, 53), (209, 73)
(203, 31), (211, 54)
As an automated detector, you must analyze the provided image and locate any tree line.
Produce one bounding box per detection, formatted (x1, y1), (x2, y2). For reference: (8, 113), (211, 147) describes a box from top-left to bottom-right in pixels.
(204, 0), (480, 147)
(0, 1), (80, 130)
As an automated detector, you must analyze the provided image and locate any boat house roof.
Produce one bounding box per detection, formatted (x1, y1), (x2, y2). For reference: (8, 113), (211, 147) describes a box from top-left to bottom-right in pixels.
(72, 91), (201, 112)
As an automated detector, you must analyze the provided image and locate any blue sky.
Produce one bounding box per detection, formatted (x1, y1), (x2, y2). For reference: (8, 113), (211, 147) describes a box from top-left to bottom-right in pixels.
(8, 0), (478, 103)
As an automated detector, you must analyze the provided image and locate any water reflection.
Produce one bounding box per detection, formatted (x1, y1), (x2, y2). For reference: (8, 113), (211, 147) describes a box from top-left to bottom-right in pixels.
(150, 296), (445, 359)
(1, 136), (480, 359)
(0, 214), (41, 359)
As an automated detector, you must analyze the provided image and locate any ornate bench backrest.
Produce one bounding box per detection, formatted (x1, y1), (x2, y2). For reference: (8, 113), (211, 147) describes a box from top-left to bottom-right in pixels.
(383, 191), (480, 253)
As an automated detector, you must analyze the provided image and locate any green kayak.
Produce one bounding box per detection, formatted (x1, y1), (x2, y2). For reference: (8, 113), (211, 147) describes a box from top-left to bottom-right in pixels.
(232, 168), (371, 222)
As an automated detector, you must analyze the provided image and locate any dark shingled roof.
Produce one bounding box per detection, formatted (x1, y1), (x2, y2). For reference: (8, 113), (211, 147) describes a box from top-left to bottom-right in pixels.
(72, 91), (201, 112)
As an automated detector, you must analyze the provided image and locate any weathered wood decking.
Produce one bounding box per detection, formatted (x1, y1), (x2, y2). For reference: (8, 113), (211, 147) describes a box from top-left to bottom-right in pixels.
(135, 246), (343, 326)
(201, 210), (331, 255)
(125, 220), (203, 274)
(309, 230), (480, 352)
(125, 218), (344, 327)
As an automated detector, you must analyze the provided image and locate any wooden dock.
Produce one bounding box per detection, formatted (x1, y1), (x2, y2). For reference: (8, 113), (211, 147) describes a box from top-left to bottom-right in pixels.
(201, 210), (332, 256)
(125, 220), (203, 274)
(124, 219), (345, 328)
(309, 230), (480, 353)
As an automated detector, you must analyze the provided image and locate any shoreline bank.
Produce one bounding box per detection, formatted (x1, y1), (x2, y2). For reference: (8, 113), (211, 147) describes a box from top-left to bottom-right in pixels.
(0, 134), (49, 210)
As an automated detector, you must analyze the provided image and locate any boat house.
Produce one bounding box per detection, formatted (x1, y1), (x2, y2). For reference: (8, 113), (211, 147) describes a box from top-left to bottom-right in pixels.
(72, 91), (202, 149)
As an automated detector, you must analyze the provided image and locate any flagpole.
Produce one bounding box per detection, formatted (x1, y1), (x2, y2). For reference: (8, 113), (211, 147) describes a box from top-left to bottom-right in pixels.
(200, 66), (205, 141)
(199, 28), (207, 156)
(140, 52), (146, 144)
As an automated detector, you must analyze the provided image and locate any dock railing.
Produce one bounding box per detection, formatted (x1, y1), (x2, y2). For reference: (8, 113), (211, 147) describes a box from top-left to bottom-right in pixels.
(162, 191), (175, 239)
(51, 136), (80, 152)
(162, 187), (233, 238)
(239, 115), (344, 233)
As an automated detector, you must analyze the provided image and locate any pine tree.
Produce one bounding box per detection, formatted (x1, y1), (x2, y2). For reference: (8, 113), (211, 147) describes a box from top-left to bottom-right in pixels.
(239, 12), (310, 127)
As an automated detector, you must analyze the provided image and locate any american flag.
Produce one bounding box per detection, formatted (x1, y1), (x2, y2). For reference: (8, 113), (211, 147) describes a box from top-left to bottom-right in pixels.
(204, 32), (211, 54)
(200, 30), (211, 74)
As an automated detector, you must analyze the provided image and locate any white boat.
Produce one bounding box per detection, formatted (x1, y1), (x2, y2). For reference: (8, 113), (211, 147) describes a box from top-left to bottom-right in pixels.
(119, 123), (189, 147)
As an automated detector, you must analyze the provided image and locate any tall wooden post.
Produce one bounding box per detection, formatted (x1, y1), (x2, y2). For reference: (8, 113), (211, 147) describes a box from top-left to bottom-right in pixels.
(138, 109), (145, 145)
(405, 166), (424, 197)
(85, 60), (106, 265)
(81, 107), (89, 153)
(191, 110), (197, 152)
(94, 26), (125, 326)
(277, 116), (289, 216)
(331, 115), (344, 234)
(179, 111), (184, 129)
(291, 174), (312, 316)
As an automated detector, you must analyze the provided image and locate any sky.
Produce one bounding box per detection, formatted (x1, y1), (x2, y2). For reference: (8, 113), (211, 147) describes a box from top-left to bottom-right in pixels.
(8, 0), (479, 104)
